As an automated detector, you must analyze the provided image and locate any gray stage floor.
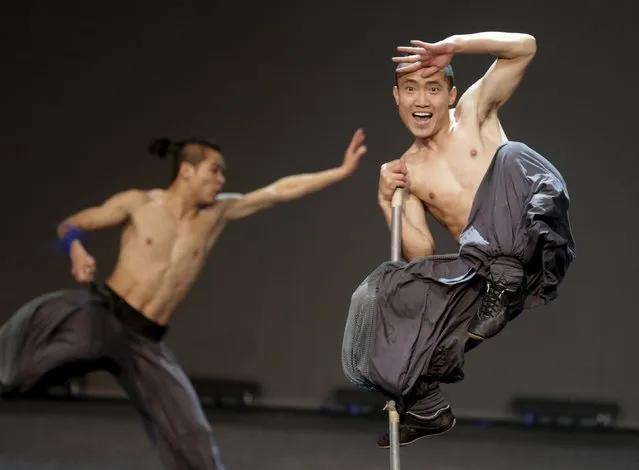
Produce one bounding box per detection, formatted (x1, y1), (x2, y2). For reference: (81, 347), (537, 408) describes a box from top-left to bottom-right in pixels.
(1, 400), (638, 470)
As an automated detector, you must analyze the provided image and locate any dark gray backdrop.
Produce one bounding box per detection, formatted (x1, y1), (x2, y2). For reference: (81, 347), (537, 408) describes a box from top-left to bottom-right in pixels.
(2, 1), (636, 424)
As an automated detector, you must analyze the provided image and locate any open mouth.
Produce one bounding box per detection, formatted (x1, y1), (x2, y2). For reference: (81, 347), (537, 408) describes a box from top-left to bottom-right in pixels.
(412, 112), (433, 124)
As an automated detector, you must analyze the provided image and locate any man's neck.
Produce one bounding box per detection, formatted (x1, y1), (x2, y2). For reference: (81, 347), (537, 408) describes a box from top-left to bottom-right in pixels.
(414, 119), (454, 151)
(164, 184), (199, 220)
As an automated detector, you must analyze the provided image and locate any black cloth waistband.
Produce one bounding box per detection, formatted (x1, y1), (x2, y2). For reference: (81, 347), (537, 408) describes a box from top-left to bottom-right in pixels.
(90, 283), (168, 342)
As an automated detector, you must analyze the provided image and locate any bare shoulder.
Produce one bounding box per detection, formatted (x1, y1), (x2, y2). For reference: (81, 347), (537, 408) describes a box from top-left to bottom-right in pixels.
(106, 188), (152, 208)
(120, 188), (156, 215)
(400, 143), (428, 178)
(145, 189), (165, 202)
(450, 106), (505, 146)
(400, 143), (421, 163)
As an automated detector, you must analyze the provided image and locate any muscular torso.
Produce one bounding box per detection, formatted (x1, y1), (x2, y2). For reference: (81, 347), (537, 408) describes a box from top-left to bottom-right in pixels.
(106, 191), (227, 325)
(406, 110), (507, 241)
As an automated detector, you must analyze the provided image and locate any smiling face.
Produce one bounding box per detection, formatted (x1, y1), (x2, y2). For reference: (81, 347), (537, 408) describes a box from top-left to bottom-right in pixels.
(393, 67), (457, 140)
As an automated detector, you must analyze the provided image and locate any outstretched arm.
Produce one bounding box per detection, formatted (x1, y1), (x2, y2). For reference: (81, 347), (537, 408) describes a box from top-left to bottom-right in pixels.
(224, 129), (367, 220)
(394, 32), (537, 122)
(57, 189), (148, 238)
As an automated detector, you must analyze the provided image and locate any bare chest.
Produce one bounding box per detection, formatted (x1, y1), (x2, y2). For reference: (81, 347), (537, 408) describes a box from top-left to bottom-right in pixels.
(128, 206), (218, 265)
(407, 142), (494, 226)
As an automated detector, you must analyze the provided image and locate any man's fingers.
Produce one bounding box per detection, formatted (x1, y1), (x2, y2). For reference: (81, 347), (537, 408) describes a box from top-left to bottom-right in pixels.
(382, 159), (403, 169)
(384, 175), (407, 188)
(387, 180), (406, 192)
(382, 176), (408, 199)
(354, 145), (367, 159)
(419, 66), (441, 78)
(392, 54), (421, 63)
(393, 61), (422, 73)
(353, 127), (365, 143)
(347, 128), (365, 155)
(409, 40), (431, 49)
(382, 172), (405, 184)
(396, 46), (426, 55)
(381, 160), (401, 170)
(382, 169), (407, 179)
(382, 161), (407, 175)
(74, 271), (91, 284)
(395, 174), (408, 185)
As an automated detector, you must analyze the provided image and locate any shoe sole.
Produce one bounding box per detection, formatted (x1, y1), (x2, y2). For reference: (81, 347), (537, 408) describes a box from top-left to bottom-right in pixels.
(376, 418), (457, 449)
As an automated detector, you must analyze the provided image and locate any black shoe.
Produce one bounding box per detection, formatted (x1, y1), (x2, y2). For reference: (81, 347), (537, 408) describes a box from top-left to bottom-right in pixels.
(468, 281), (521, 341)
(376, 406), (456, 449)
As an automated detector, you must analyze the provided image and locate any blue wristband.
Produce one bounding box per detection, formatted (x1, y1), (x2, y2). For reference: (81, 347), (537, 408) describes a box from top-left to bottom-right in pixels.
(59, 227), (86, 257)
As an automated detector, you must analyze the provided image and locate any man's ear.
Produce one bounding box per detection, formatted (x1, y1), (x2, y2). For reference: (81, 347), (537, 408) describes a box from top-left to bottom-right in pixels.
(393, 86), (400, 106)
(449, 86), (458, 107)
(178, 162), (194, 179)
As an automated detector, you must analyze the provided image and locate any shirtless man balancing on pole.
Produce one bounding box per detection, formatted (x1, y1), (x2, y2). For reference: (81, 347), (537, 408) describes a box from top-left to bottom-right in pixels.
(380, 32), (542, 341)
(0, 129), (367, 470)
(341, 31), (575, 448)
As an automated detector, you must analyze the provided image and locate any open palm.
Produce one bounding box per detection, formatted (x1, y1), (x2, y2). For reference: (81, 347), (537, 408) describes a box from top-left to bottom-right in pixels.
(392, 39), (455, 77)
(342, 128), (367, 175)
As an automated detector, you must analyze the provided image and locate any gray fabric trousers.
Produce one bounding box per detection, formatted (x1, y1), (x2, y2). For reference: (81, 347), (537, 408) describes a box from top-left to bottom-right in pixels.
(342, 141), (576, 416)
(0, 284), (225, 470)
(341, 259), (468, 416)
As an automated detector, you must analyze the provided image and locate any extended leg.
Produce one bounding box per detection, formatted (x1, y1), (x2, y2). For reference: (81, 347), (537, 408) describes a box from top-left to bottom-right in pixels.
(1, 294), (109, 395)
(122, 337), (225, 470)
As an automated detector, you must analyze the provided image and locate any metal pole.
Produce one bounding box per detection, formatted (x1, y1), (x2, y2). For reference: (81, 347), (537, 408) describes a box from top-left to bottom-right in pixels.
(390, 188), (403, 263)
(387, 187), (403, 470)
(385, 400), (401, 470)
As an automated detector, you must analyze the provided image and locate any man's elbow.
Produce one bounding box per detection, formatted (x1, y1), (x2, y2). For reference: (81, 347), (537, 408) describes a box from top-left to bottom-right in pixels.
(519, 34), (537, 56)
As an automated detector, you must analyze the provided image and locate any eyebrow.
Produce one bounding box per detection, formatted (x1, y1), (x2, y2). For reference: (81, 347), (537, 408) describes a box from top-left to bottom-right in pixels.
(400, 78), (443, 87)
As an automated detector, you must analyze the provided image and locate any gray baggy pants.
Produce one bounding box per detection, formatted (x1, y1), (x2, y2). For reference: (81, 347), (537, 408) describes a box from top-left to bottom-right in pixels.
(0, 284), (225, 470)
(341, 141), (576, 416)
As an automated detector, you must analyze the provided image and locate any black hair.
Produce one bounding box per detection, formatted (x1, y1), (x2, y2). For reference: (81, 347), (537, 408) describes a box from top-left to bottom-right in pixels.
(394, 60), (455, 90)
(148, 137), (222, 180)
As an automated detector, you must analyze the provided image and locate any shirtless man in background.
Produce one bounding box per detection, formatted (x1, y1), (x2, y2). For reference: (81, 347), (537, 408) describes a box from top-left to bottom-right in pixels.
(379, 31), (538, 341)
(0, 129), (367, 470)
